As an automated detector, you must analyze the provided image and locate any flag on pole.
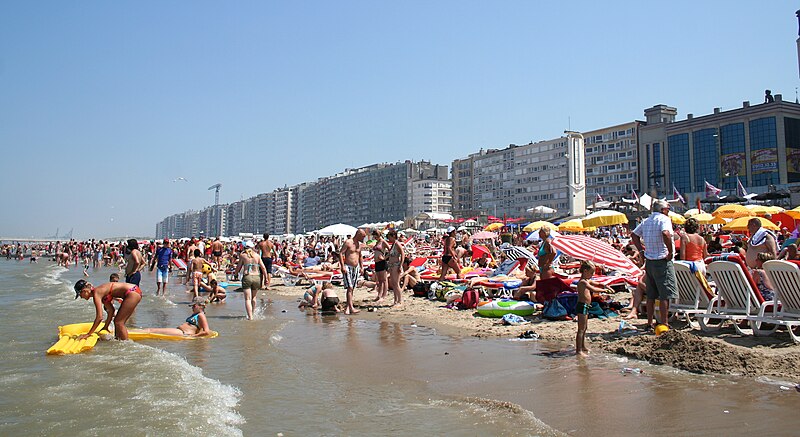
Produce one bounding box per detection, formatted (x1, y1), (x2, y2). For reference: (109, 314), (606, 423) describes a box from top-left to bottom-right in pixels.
(736, 177), (748, 197)
(673, 185), (686, 205)
(631, 189), (639, 203)
(704, 180), (722, 198)
(596, 193), (604, 202)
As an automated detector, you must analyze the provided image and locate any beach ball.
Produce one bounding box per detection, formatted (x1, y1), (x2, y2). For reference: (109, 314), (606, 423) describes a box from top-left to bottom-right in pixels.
(655, 324), (670, 336)
(202, 263), (212, 274)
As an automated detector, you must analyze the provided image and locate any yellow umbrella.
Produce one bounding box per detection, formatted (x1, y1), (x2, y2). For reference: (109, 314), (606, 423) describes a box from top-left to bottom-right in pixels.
(582, 210), (628, 228)
(691, 213), (718, 224)
(721, 216), (780, 232)
(785, 206), (800, 219)
(484, 223), (503, 231)
(558, 219), (587, 232)
(683, 208), (704, 217)
(712, 204), (750, 219)
(668, 211), (686, 225)
(523, 221), (558, 232)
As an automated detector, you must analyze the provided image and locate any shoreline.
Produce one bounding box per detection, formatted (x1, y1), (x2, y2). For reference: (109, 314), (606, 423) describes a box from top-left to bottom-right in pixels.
(266, 279), (800, 382)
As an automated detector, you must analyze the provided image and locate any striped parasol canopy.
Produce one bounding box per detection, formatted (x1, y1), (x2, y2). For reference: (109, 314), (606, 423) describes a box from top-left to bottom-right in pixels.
(499, 244), (537, 263)
(550, 235), (641, 276)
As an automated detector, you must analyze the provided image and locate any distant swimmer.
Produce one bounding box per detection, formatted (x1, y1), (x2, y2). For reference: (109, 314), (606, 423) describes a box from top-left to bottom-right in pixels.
(74, 279), (142, 341)
(138, 297), (212, 337)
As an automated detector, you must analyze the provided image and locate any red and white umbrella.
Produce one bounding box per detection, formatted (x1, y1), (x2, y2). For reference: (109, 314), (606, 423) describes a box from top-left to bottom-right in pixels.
(551, 235), (641, 276)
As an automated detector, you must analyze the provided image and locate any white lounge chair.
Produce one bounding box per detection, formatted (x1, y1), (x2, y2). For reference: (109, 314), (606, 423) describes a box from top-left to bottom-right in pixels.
(748, 260), (800, 343)
(672, 261), (714, 328)
(697, 256), (769, 335)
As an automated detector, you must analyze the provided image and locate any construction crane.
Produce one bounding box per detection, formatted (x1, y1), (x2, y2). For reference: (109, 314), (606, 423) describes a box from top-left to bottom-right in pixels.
(208, 183), (222, 206)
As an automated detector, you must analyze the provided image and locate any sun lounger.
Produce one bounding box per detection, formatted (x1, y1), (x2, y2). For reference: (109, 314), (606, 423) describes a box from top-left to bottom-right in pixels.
(747, 260), (800, 343)
(696, 254), (768, 335)
(672, 261), (714, 328)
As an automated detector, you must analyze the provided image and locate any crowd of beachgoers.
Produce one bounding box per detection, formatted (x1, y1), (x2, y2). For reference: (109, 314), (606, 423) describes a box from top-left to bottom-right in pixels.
(6, 207), (800, 377)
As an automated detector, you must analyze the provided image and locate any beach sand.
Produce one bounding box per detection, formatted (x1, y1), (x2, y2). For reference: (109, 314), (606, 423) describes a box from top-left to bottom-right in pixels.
(266, 278), (800, 381)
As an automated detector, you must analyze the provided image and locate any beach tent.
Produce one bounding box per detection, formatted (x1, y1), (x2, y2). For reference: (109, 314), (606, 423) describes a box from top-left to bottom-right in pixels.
(550, 234), (641, 276)
(318, 223), (358, 236)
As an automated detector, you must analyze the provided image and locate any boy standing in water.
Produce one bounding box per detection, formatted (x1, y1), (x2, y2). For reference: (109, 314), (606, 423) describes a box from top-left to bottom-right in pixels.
(575, 261), (596, 357)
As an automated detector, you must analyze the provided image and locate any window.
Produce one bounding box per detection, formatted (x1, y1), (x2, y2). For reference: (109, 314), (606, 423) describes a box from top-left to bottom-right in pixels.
(749, 117), (778, 187)
(668, 134), (689, 194)
(720, 122), (746, 190)
(693, 128), (719, 192)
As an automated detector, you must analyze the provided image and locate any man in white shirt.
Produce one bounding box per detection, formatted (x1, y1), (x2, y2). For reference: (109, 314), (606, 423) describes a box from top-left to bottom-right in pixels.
(631, 199), (677, 329)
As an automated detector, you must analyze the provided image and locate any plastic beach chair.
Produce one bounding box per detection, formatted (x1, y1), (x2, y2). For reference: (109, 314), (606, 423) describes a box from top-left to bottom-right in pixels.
(696, 254), (767, 335)
(672, 261), (714, 328)
(748, 260), (800, 343)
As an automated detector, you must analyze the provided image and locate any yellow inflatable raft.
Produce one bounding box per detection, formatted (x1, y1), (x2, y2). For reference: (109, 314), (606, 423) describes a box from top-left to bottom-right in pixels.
(46, 322), (218, 355)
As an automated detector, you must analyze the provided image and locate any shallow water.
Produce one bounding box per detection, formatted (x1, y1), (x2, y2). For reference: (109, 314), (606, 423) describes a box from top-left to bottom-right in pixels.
(1, 260), (798, 436)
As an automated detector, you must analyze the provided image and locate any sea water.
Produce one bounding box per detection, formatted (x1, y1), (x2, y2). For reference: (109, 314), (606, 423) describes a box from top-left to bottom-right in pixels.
(1, 260), (798, 436)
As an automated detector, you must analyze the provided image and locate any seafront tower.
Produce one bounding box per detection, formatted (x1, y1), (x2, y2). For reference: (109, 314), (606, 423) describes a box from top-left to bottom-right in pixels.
(565, 131), (586, 216)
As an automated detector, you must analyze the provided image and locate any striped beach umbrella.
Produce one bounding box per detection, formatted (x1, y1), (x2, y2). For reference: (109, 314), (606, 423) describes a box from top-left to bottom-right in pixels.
(550, 234), (641, 276)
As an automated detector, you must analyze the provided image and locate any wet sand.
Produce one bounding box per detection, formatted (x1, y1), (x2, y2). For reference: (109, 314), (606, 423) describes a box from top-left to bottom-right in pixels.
(267, 278), (800, 381)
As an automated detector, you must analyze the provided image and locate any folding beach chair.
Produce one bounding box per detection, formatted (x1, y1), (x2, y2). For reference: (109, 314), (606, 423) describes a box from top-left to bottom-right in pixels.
(749, 260), (800, 343)
(672, 261), (714, 328)
(696, 254), (768, 335)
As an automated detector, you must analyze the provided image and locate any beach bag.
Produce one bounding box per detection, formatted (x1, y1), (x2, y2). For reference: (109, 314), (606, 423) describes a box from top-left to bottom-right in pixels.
(412, 282), (428, 297)
(458, 289), (479, 310)
(432, 281), (457, 301)
(542, 299), (568, 320)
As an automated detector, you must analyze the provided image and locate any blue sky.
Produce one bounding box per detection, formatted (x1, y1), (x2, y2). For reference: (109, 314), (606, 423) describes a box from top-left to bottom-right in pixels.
(1, 1), (798, 239)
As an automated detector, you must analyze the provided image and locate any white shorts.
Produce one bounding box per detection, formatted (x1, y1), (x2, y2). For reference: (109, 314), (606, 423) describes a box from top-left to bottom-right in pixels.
(157, 266), (169, 283)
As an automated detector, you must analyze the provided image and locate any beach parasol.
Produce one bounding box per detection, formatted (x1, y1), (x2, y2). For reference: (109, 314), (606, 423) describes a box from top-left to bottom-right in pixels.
(499, 244), (537, 262)
(690, 213), (724, 225)
(668, 211), (686, 225)
(317, 223), (358, 236)
(581, 210), (628, 228)
(683, 208), (704, 217)
(712, 204), (750, 219)
(471, 244), (494, 261)
(484, 223), (504, 231)
(550, 234), (641, 276)
(753, 189), (791, 201)
(470, 231), (498, 241)
(527, 205), (557, 214)
(522, 221), (558, 232)
(721, 216), (780, 232)
(558, 219), (591, 232)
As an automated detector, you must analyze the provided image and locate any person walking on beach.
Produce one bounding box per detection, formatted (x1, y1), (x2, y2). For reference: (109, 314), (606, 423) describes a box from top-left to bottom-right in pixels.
(631, 199), (677, 329)
(211, 237), (224, 269)
(371, 229), (390, 303)
(150, 239), (173, 296)
(258, 233), (275, 290)
(439, 227), (462, 280)
(124, 239), (145, 287)
(235, 240), (267, 320)
(386, 229), (405, 307)
(73, 279), (142, 341)
(339, 229), (365, 315)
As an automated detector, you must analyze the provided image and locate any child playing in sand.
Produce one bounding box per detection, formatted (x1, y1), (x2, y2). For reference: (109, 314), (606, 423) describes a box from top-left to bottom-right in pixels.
(299, 281), (340, 312)
(199, 278), (227, 303)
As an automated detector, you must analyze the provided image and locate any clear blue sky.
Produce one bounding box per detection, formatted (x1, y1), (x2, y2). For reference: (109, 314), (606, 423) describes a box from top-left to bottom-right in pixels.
(1, 1), (797, 239)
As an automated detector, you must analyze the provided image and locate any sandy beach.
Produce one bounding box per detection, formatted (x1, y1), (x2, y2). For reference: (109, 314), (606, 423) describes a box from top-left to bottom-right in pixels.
(268, 278), (800, 381)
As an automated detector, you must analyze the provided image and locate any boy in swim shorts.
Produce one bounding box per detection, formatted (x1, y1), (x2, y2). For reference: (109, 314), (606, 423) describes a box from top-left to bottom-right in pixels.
(575, 261), (595, 357)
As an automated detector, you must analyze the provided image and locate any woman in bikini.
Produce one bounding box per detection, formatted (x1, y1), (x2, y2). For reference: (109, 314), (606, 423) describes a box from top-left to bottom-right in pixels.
(138, 297), (212, 337)
(235, 241), (267, 320)
(74, 279), (142, 340)
(386, 230), (405, 306)
(372, 229), (390, 303)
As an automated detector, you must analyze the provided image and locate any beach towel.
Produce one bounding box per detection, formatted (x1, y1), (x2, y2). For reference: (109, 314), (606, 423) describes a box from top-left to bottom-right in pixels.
(750, 227), (775, 247)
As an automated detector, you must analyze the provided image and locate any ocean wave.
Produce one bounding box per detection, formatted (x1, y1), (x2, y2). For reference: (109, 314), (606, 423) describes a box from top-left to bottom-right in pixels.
(430, 396), (566, 437)
(38, 341), (244, 436)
